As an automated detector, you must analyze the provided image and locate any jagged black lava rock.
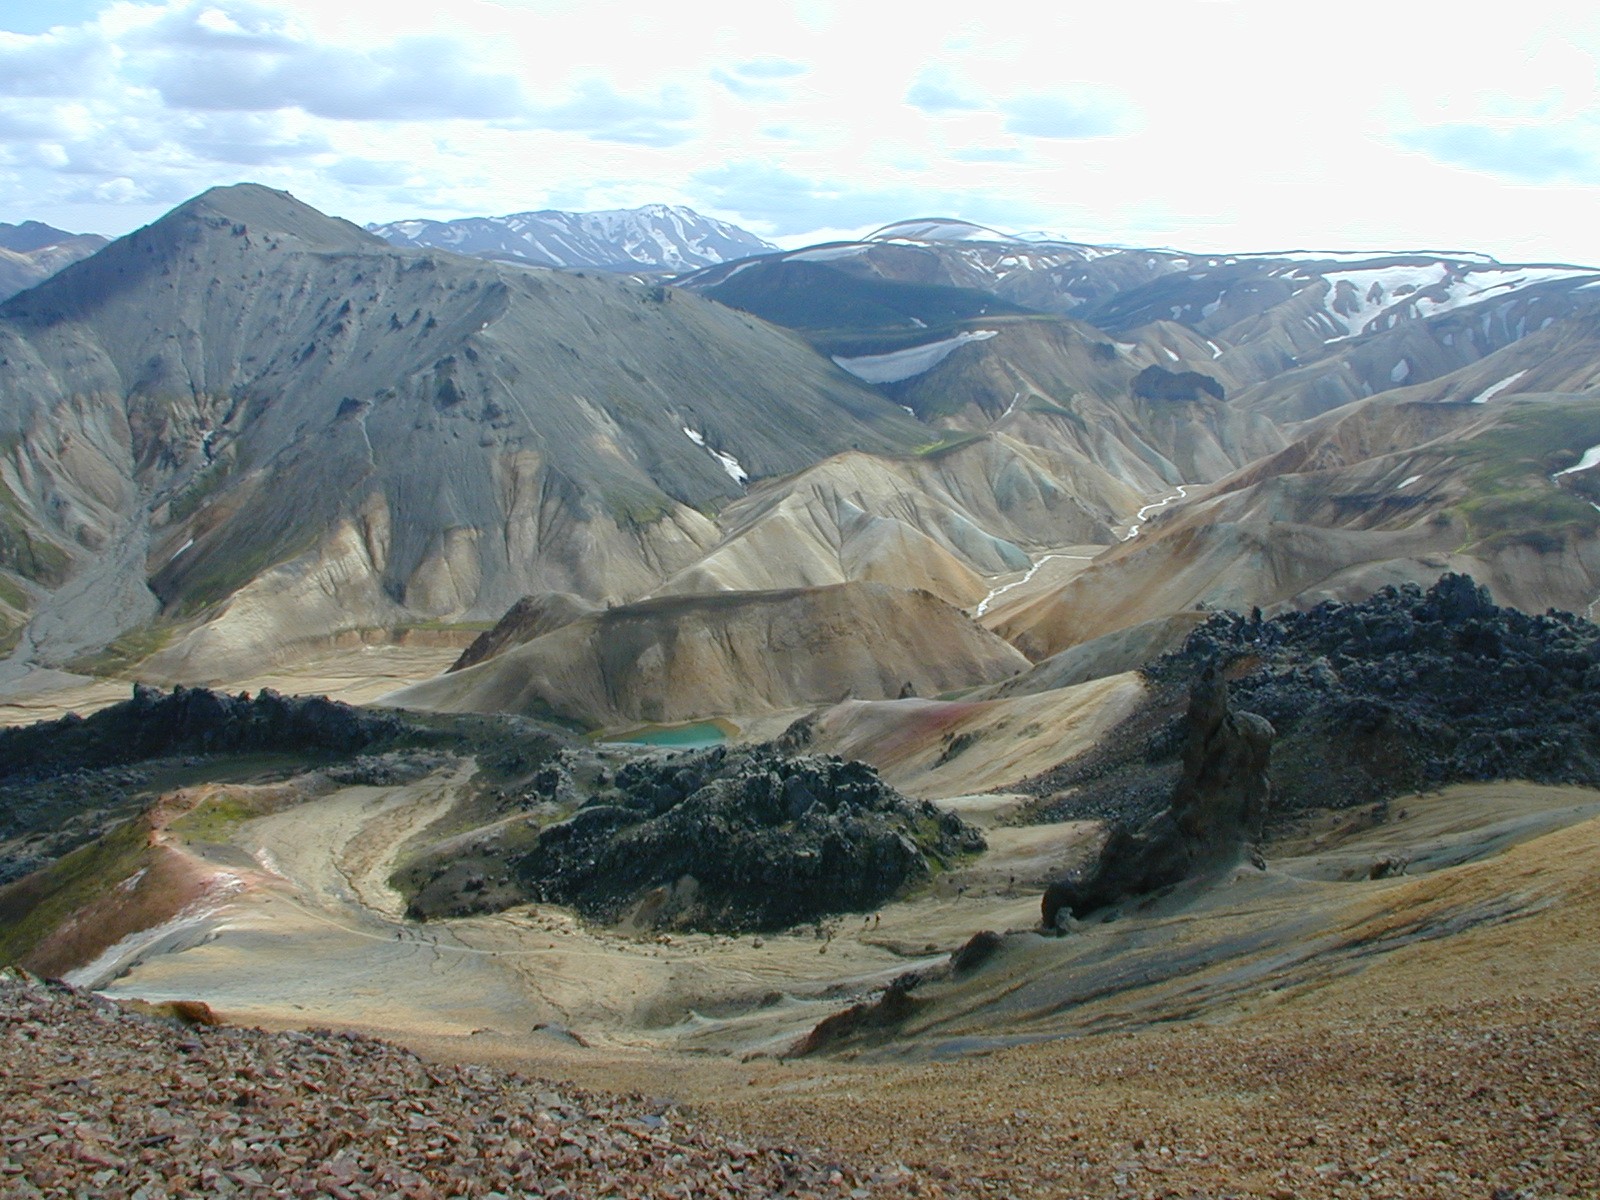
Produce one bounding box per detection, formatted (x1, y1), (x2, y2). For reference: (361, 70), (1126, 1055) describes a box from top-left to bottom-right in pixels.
(0, 684), (409, 781)
(514, 745), (984, 932)
(1030, 573), (1600, 824)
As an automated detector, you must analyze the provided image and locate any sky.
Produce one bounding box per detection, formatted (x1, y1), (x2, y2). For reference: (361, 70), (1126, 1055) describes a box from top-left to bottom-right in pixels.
(3, 0), (1600, 262)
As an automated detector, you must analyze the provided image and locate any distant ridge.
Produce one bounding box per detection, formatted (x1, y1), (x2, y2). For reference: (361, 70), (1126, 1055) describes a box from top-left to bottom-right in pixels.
(0, 220), (108, 303)
(368, 204), (775, 273)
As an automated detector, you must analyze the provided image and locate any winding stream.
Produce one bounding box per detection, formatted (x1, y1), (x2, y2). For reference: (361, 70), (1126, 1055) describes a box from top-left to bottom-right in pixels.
(1120, 484), (1190, 541)
(973, 552), (1095, 617)
(971, 485), (1195, 618)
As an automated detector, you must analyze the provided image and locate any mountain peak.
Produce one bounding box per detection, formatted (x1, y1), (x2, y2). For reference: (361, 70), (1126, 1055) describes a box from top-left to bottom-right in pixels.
(0, 183), (377, 323)
(166, 183), (380, 252)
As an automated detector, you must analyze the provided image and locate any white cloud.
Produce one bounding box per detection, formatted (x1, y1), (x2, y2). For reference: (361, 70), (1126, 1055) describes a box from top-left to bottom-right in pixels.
(1399, 123), (1598, 183)
(527, 79), (694, 146)
(136, 3), (527, 120)
(0, 0), (1596, 269)
(1002, 91), (1135, 140)
(0, 24), (116, 95)
(906, 70), (983, 115)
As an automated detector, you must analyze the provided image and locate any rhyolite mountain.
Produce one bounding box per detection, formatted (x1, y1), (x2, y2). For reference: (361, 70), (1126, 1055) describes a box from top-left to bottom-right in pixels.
(678, 218), (1600, 418)
(2, 188), (1600, 702)
(0, 184), (930, 677)
(368, 204), (775, 273)
(0, 221), (108, 303)
(391, 581), (1029, 728)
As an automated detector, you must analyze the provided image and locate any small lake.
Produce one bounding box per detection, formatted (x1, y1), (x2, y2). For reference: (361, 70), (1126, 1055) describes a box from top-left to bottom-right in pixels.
(601, 720), (733, 749)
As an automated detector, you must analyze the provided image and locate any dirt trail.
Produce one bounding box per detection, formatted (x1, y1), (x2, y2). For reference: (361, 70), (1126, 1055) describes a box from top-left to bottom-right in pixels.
(246, 763), (471, 922)
(90, 760), (1104, 1054)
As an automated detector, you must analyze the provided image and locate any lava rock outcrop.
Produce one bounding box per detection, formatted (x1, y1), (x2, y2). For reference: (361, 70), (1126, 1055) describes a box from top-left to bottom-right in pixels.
(1153, 573), (1600, 807)
(513, 746), (984, 932)
(0, 685), (408, 780)
(1042, 666), (1273, 926)
(1132, 364), (1225, 403)
(1027, 573), (1600, 837)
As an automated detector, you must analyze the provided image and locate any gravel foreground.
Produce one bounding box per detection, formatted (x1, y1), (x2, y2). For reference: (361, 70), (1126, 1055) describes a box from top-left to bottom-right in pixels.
(0, 969), (932, 1199)
(712, 988), (1600, 1200)
(6, 977), (1600, 1199)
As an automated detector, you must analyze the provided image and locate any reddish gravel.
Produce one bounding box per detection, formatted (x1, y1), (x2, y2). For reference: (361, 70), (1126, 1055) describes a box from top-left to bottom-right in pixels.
(0, 969), (936, 1199)
(712, 988), (1600, 1200)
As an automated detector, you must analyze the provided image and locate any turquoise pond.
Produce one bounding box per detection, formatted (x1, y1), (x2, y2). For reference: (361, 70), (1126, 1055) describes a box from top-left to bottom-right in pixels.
(601, 721), (730, 749)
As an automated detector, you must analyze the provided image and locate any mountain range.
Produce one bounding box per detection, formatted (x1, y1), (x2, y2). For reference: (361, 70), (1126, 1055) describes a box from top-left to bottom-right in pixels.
(5, 183), (1600, 1186)
(0, 184), (1597, 720)
(0, 221), (108, 304)
(367, 203), (776, 273)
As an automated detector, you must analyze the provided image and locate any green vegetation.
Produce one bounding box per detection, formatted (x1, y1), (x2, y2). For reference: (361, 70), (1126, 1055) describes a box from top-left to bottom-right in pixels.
(174, 530), (317, 617)
(900, 391), (971, 423)
(166, 457), (236, 525)
(1025, 397), (1089, 431)
(1444, 401), (1600, 550)
(167, 791), (267, 844)
(600, 485), (672, 529)
(0, 572), (30, 613)
(65, 624), (174, 678)
(0, 818), (147, 967)
(0, 476), (70, 586)
(395, 618), (495, 634)
(910, 431), (986, 460)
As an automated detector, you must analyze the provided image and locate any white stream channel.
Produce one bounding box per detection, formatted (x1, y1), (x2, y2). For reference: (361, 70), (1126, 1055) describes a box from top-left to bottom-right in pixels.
(973, 552), (1095, 617)
(971, 484), (1193, 618)
(1121, 484), (1190, 541)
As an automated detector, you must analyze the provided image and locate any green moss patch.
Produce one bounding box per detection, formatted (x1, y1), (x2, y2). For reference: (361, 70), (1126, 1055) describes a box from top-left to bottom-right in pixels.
(1445, 401), (1600, 550)
(0, 818), (149, 967)
(65, 624), (174, 678)
(910, 431), (986, 460)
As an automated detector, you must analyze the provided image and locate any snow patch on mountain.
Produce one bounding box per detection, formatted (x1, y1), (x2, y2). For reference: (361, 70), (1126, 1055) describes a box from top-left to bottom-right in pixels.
(369, 204), (775, 272)
(1235, 248), (1499, 265)
(1413, 267), (1600, 320)
(785, 243), (871, 264)
(831, 330), (999, 384)
(1322, 264), (1451, 342)
(1554, 444), (1600, 478)
(867, 219), (1012, 243)
(682, 427), (748, 484)
(1469, 370), (1530, 404)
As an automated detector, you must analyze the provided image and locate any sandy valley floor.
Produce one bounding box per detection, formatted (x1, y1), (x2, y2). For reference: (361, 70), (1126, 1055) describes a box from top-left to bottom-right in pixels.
(8, 643), (1600, 1196)
(72, 761), (1600, 1197)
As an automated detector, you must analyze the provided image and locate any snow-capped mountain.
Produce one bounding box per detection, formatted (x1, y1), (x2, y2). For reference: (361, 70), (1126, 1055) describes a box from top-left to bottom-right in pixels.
(678, 217), (1196, 325)
(367, 204), (775, 273)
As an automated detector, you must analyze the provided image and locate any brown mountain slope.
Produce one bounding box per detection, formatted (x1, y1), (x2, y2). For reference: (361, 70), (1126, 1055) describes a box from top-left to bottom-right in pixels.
(877, 316), (1283, 485)
(650, 439), (1138, 608)
(387, 581), (1029, 728)
(993, 388), (1600, 659)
